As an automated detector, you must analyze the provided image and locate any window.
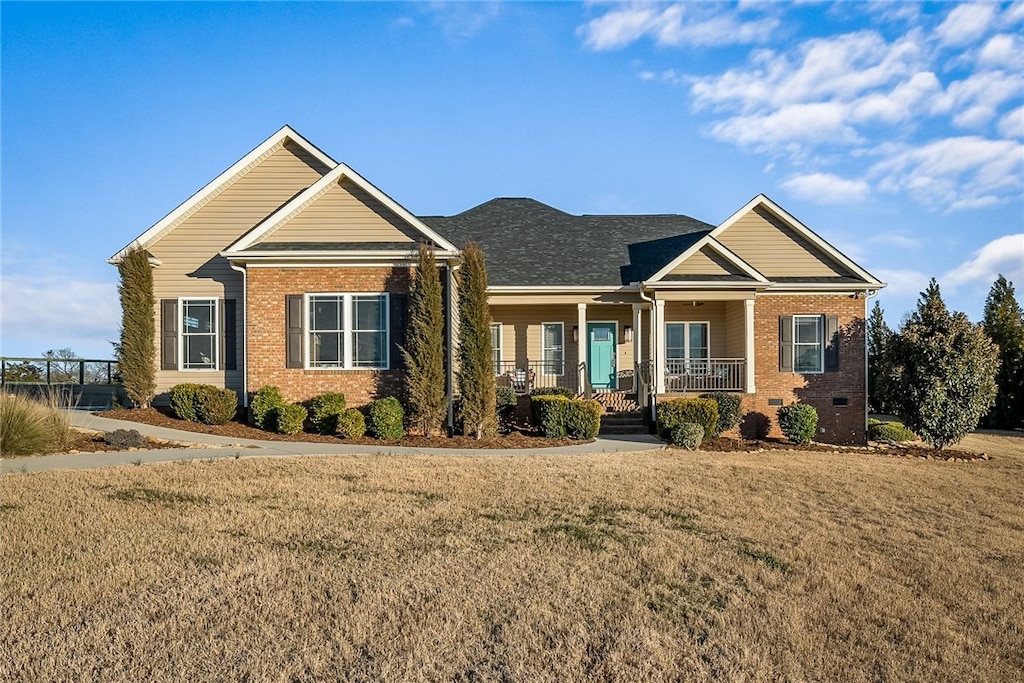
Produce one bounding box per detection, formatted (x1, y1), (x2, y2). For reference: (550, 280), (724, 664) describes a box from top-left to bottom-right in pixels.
(793, 315), (823, 373)
(307, 293), (389, 370)
(180, 298), (217, 370)
(490, 323), (503, 375)
(541, 323), (564, 376)
(665, 322), (709, 373)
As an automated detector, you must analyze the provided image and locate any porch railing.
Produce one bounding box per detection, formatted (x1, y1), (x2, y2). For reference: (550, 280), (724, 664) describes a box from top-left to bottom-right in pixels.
(496, 360), (581, 395)
(635, 360), (654, 412)
(664, 358), (746, 393)
(1, 357), (120, 386)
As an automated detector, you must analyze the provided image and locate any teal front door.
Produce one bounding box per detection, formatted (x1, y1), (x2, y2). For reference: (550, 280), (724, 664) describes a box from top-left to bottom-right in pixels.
(588, 322), (617, 390)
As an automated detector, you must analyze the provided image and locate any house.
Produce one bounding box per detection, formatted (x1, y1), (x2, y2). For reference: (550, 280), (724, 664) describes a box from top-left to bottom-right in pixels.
(111, 125), (885, 444)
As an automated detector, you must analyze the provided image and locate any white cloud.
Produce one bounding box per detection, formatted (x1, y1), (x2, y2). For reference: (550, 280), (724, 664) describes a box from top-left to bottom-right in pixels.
(782, 172), (870, 204)
(867, 232), (922, 249)
(933, 70), (1024, 128)
(935, 3), (998, 47)
(1004, 0), (1024, 25)
(998, 105), (1024, 138)
(872, 268), (931, 298)
(943, 234), (1024, 288)
(709, 102), (859, 150)
(579, 3), (779, 50)
(977, 33), (1024, 69)
(424, 2), (500, 41)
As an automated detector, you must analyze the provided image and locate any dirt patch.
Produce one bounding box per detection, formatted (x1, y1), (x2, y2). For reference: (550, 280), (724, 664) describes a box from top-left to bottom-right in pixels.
(56, 430), (186, 456)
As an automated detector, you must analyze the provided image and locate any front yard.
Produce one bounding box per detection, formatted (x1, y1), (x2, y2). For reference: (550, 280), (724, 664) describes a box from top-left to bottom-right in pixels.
(2, 433), (1022, 681)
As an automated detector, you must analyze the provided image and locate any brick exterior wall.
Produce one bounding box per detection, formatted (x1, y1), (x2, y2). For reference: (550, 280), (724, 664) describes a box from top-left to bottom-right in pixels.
(246, 266), (412, 407)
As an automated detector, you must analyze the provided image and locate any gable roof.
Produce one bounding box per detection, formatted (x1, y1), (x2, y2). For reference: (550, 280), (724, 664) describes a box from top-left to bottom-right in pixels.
(109, 125), (336, 262)
(419, 198), (715, 287)
(648, 236), (769, 284)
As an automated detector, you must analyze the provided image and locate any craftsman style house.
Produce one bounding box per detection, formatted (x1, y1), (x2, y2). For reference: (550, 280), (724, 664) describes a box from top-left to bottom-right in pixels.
(111, 126), (884, 444)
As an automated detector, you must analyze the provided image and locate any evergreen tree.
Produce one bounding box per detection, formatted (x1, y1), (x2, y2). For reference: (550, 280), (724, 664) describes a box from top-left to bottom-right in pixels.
(117, 244), (156, 408)
(867, 300), (895, 414)
(890, 279), (998, 449)
(402, 243), (447, 436)
(982, 275), (1024, 430)
(456, 242), (496, 439)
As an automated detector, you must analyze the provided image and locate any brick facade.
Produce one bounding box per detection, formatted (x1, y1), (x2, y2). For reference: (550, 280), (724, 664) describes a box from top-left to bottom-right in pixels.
(246, 266), (412, 407)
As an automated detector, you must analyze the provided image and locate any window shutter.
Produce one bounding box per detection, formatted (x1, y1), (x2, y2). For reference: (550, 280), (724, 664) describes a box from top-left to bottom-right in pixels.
(221, 299), (237, 371)
(285, 295), (303, 369)
(389, 293), (408, 370)
(779, 315), (793, 372)
(824, 315), (840, 371)
(161, 299), (178, 370)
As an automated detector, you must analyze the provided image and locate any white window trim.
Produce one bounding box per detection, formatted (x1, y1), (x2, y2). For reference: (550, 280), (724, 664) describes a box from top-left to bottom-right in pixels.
(304, 292), (390, 371)
(541, 322), (564, 377)
(178, 297), (218, 372)
(793, 314), (824, 374)
(490, 323), (503, 375)
(665, 321), (710, 369)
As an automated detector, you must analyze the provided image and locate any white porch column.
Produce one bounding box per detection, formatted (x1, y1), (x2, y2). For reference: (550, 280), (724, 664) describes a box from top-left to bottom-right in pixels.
(744, 298), (756, 393)
(654, 299), (666, 394)
(577, 303), (587, 390)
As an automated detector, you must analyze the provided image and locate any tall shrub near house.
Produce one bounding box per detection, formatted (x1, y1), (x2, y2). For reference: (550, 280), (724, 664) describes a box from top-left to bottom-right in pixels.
(890, 279), (998, 449)
(456, 242), (497, 439)
(867, 300), (896, 415)
(402, 243), (447, 436)
(981, 275), (1024, 430)
(116, 244), (156, 408)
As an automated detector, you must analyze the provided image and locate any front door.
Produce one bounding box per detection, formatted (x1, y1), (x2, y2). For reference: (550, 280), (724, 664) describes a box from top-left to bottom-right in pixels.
(588, 322), (617, 390)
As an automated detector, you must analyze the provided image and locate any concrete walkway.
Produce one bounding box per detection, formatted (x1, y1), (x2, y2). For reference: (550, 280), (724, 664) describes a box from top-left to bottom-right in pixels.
(0, 411), (665, 474)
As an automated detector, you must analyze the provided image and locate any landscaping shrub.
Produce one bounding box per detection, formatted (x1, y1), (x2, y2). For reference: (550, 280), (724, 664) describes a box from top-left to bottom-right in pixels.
(168, 383), (204, 422)
(496, 386), (518, 433)
(563, 399), (602, 440)
(368, 397), (406, 440)
(336, 408), (366, 439)
(777, 403), (819, 444)
(196, 387), (237, 426)
(670, 422), (704, 450)
(739, 411), (771, 440)
(700, 392), (742, 437)
(530, 394), (571, 438)
(869, 421), (916, 444)
(251, 386), (285, 430)
(103, 428), (147, 450)
(273, 403), (308, 436)
(0, 392), (72, 457)
(656, 397), (718, 444)
(530, 387), (577, 398)
(310, 392), (347, 435)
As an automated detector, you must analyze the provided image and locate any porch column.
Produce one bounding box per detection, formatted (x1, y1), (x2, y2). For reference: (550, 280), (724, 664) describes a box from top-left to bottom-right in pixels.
(577, 303), (588, 393)
(745, 298), (756, 393)
(654, 299), (666, 394)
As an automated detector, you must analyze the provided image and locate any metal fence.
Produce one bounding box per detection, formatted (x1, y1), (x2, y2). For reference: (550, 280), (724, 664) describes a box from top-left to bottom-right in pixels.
(664, 358), (746, 393)
(1, 357), (120, 386)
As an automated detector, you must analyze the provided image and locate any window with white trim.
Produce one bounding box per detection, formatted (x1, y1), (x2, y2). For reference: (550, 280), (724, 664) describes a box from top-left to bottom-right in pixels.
(490, 323), (502, 375)
(181, 298), (217, 370)
(665, 322), (708, 373)
(307, 293), (389, 370)
(793, 315), (823, 373)
(541, 322), (564, 376)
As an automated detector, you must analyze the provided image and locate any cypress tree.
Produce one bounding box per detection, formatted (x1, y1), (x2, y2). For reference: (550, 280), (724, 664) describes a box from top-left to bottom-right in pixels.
(117, 244), (156, 408)
(402, 243), (447, 436)
(982, 275), (1024, 430)
(456, 242), (497, 439)
(867, 300), (895, 415)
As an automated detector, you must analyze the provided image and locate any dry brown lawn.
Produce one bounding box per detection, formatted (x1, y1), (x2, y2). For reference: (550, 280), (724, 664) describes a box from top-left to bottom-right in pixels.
(2, 432), (1022, 682)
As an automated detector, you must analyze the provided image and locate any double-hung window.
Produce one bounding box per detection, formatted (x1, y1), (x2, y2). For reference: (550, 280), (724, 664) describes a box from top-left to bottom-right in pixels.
(541, 323), (564, 376)
(793, 315), (823, 373)
(307, 293), (389, 370)
(180, 298), (217, 370)
(665, 322), (709, 374)
(490, 323), (503, 375)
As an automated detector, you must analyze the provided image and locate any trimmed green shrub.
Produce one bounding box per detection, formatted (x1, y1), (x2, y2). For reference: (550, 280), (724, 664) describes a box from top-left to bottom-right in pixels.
(657, 397), (718, 444)
(869, 421), (916, 443)
(530, 394), (571, 438)
(700, 392), (742, 438)
(169, 383), (204, 422)
(670, 422), (704, 450)
(496, 386), (518, 433)
(777, 403), (818, 444)
(196, 386), (238, 426)
(310, 392), (347, 435)
(563, 399), (602, 440)
(336, 408), (366, 439)
(369, 397), (406, 440)
(273, 403), (308, 436)
(530, 386), (577, 398)
(103, 428), (147, 450)
(251, 386), (285, 430)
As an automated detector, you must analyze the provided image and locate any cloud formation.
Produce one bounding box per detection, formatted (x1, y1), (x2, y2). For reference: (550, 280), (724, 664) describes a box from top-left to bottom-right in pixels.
(580, 3), (779, 50)
(781, 172), (871, 204)
(943, 233), (1024, 288)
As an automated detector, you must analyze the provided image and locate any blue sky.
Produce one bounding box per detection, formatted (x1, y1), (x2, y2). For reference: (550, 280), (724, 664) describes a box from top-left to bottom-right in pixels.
(2, 1), (1022, 358)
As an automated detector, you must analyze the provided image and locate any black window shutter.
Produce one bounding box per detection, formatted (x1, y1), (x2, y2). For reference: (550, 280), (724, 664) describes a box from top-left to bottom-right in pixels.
(824, 315), (840, 371)
(161, 299), (178, 370)
(779, 315), (793, 372)
(389, 293), (408, 370)
(222, 299), (237, 371)
(285, 295), (303, 369)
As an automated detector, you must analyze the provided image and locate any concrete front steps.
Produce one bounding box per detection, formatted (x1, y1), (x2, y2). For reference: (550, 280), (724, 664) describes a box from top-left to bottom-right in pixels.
(593, 391), (649, 435)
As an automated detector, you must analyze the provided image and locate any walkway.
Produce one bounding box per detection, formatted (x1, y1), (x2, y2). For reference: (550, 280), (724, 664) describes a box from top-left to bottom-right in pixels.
(1, 411), (664, 474)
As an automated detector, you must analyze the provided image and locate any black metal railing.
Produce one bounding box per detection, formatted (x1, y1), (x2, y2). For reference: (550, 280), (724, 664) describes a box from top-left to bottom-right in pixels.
(664, 358), (745, 392)
(635, 360), (654, 411)
(495, 360), (580, 395)
(1, 357), (120, 387)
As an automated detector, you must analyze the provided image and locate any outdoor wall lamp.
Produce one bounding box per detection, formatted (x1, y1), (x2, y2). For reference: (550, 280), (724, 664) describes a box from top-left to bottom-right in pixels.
(572, 326), (579, 343)
(623, 325), (633, 343)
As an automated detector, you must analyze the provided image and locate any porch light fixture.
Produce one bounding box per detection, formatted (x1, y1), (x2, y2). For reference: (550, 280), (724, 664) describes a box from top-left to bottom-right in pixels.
(572, 326), (579, 343)
(623, 325), (633, 343)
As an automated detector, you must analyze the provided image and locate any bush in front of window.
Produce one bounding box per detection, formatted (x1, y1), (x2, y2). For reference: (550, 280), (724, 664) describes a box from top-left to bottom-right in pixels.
(336, 408), (366, 440)
(169, 383), (205, 422)
(197, 387), (238, 426)
(529, 387), (577, 399)
(868, 420), (916, 444)
(563, 399), (602, 440)
(670, 422), (704, 450)
(529, 394), (571, 438)
(699, 392), (743, 438)
(368, 397), (406, 440)
(776, 403), (819, 444)
(495, 386), (518, 433)
(310, 392), (347, 435)
(274, 403), (308, 436)
(656, 397), (718, 444)
(251, 386), (286, 431)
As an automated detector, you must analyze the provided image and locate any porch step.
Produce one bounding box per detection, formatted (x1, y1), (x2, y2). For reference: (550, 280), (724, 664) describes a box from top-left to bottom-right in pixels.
(599, 410), (648, 435)
(592, 391), (640, 413)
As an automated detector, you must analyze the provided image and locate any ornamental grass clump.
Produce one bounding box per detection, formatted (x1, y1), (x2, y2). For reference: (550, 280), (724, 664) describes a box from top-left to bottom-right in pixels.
(0, 391), (73, 457)
(777, 404), (818, 445)
(310, 392), (347, 435)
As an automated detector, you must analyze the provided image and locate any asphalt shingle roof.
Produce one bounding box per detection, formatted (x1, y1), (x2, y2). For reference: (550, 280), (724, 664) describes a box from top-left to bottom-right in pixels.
(419, 198), (715, 287)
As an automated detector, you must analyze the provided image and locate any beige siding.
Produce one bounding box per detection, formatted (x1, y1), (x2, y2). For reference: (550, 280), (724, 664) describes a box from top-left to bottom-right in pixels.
(148, 140), (329, 396)
(258, 178), (421, 245)
(723, 300), (746, 358)
(716, 206), (853, 278)
(668, 246), (745, 277)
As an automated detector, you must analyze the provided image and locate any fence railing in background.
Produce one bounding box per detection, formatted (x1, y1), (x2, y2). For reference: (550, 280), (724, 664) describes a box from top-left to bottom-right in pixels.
(1, 357), (120, 387)
(495, 360), (581, 395)
(664, 358), (746, 393)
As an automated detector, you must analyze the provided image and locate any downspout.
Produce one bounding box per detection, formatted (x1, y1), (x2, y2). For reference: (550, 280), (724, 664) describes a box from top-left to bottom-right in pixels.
(229, 262), (249, 407)
(638, 282), (656, 423)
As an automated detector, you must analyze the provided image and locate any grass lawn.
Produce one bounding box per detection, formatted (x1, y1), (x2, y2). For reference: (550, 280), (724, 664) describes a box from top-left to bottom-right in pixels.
(2, 432), (1022, 682)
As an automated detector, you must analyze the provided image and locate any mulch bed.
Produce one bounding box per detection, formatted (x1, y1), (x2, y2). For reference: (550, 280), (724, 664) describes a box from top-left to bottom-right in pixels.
(687, 436), (988, 461)
(58, 430), (186, 456)
(99, 408), (581, 449)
